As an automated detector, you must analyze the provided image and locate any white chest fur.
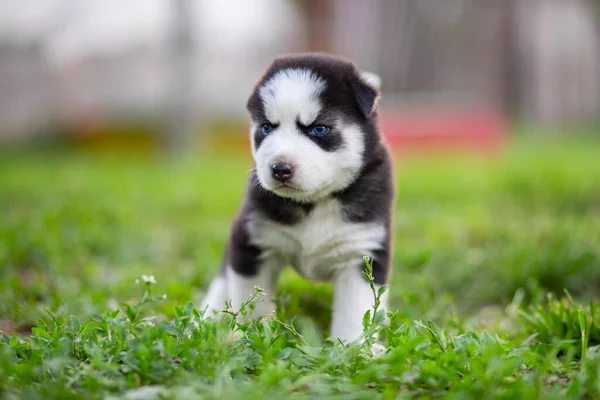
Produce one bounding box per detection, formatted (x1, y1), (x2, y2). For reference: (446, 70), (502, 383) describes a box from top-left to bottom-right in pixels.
(247, 198), (385, 281)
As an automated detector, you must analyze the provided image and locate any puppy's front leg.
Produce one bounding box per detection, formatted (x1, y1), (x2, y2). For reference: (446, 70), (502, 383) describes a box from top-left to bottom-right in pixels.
(227, 256), (281, 319)
(201, 271), (229, 317)
(202, 212), (282, 319)
(330, 264), (389, 342)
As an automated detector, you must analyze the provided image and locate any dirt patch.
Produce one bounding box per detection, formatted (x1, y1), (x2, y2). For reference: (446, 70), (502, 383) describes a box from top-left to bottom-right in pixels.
(0, 319), (32, 336)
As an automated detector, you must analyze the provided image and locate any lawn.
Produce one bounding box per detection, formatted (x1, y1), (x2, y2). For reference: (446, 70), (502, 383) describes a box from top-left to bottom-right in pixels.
(1, 134), (600, 399)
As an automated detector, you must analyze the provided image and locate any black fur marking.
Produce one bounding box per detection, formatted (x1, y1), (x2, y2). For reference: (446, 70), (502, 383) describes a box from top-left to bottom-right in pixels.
(334, 143), (394, 224)
(253, 126), (268, 150)
(247, 53), (380, 132)
(365, 237), (391, 285)
(235, 53), (393, 284)
(352, 79), (378, 118)
(335, 140), (394, 286)
(247, 90), (268, 151)
(295, 119), (344, 152)
(247, 90), (267, 123)
(227, 211), (262, 277)
(252, 122), (280, 151)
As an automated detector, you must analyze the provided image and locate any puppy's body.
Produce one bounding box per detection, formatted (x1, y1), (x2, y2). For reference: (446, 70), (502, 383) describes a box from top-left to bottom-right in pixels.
(202, 53), (394, 342)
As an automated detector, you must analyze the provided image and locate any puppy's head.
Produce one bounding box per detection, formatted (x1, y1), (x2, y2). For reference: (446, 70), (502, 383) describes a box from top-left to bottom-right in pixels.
(247, 53), (381, 202)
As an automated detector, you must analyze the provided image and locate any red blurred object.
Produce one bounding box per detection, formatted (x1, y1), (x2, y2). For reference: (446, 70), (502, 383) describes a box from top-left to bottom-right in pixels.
(380, 106), (507, 154)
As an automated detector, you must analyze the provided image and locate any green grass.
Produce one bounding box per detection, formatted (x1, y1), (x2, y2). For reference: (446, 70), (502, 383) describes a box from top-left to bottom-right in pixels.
(1, 135), (600, 398)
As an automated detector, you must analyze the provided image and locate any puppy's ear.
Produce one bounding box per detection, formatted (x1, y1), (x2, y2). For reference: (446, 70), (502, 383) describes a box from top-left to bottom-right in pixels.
(360, 71), (381, 91)
(352, 71), (381, 118)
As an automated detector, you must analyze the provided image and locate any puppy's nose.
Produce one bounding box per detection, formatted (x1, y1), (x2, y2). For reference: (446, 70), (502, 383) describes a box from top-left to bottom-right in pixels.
(271, 162), (294, 182)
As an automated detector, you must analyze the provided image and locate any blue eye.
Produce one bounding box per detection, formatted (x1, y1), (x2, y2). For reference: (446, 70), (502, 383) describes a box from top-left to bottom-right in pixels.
(261, 124), (273, 135)
(311, 125), (329, 136)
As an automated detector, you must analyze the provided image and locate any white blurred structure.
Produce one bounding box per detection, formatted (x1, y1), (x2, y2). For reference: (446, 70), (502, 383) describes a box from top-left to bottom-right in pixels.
(0, 0), (598, 140)
(517, 0), (600, 125)
(0, 0), (305, 139)
(328, 0), (600, 126)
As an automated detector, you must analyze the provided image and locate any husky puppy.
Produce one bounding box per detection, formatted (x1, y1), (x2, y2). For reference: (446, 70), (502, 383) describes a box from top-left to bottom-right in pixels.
(201, 53), (394, 343)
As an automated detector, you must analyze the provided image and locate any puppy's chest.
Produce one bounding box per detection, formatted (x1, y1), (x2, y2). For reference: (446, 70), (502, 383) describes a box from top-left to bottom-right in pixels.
(247, 199), (385, 281)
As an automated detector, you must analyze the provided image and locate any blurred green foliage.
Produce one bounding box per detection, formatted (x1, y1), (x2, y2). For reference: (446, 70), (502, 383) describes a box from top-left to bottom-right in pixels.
(0, 134), (599, 398)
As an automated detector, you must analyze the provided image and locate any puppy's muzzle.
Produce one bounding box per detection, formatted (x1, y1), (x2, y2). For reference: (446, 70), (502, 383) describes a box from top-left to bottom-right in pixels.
(271, 162), (294, 182)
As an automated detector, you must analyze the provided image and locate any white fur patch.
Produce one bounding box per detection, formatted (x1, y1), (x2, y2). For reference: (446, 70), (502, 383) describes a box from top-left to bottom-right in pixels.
(247, 197), (387, 341)
(200, 263), (281, 321)
(247, 198), (385, 282)
(201, 198), (387, 340)
(226, 265), (278, 320)
(360, 71), (382, 91)
(259, 69), (326, 125)
(200, 276), (227, 317)
(331, 266), (389, 342)
(249, 121), (258, 157)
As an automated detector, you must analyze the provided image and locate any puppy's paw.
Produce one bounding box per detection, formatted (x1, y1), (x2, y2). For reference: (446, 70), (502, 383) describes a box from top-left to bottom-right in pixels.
(369, 342), (386, 358)
(334, 335), (387, 358)
(222, 329), (243, 344)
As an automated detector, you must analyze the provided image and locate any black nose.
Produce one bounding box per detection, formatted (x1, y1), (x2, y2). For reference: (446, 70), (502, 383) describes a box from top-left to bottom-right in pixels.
(271, 162), (294, 182)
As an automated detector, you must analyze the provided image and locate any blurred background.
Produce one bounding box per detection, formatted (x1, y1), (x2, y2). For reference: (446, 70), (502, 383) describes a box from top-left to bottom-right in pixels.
(0, 0), (599, 334)
(1, 0), (599, 151)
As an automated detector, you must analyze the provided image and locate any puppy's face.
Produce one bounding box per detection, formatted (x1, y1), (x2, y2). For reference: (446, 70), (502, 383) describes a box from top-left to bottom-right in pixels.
(247, 54), (381, 202)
